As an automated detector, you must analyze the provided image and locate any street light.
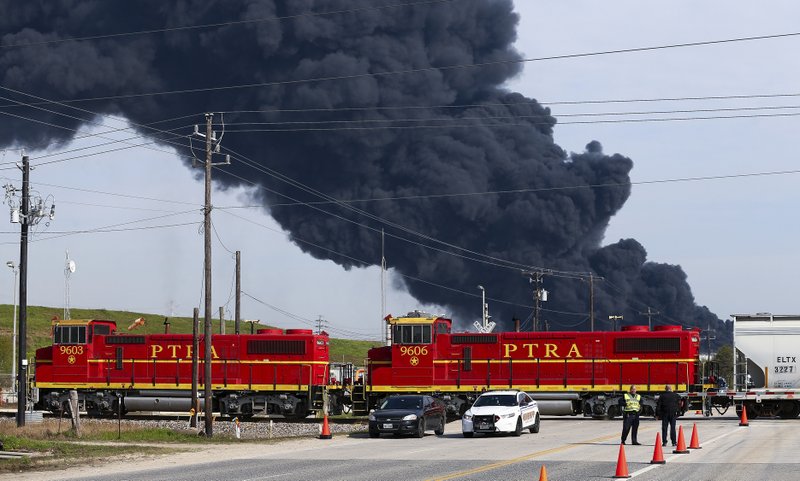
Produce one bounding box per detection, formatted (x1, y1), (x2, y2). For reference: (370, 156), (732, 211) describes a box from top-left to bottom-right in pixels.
(6, 261), (18, 397)
(477, 285), (486, 329)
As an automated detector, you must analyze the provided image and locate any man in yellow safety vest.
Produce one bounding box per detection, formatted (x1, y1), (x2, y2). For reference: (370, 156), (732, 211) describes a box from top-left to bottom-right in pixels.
(619, 385), (642, 445)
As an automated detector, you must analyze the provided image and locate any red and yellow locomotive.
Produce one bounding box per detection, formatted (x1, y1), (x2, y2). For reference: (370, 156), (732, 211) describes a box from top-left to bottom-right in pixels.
(34, 319), (330, 418)
(353, 311), (702, 418)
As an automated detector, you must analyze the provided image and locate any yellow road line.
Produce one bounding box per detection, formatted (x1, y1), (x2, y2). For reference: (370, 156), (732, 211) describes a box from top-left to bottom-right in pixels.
(428, 432), (621, 480)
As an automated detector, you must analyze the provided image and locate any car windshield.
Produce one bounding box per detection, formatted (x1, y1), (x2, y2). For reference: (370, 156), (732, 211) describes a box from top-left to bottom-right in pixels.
(380, 397), (422, 410)
(473, 394), (517, 407)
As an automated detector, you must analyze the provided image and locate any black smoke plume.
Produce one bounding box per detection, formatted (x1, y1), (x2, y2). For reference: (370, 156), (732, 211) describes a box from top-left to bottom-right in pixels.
(0, 0), (731, 345)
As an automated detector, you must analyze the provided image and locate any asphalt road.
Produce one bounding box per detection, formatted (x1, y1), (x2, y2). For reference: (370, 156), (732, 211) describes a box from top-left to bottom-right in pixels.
(7, 413), (800, 481)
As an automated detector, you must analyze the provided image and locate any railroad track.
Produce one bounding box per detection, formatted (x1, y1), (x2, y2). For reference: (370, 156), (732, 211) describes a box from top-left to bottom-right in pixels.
(0, 408), (363, 424)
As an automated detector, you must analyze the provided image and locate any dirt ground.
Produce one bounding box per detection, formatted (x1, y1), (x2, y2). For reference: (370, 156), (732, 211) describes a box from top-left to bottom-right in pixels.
(0, 437), (325, 481)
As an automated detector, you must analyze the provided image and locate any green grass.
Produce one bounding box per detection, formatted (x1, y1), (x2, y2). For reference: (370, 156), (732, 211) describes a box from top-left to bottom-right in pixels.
(0, 432), (178, 473)
(0, 304), (380, 385)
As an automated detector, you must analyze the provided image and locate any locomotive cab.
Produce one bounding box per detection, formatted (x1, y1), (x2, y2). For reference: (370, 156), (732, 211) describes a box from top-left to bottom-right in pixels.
(388, 312), (450, 387)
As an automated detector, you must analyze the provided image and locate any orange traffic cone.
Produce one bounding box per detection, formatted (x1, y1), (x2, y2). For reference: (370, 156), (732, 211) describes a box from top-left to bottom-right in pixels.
(319, 414), (332, 439)
(538, 465), (548, 481)
(688, 423), (702, 449)
(650, 433), (666, 464)
(614, 443), (631, 478)
(673, 425), (689, 454)
(739, 405), (749, 427)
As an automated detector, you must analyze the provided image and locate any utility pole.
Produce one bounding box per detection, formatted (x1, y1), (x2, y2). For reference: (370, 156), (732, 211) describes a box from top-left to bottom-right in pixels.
(16, 157), (28, 429)
(4, 155), (55, 427)
(704, 321), (716, 380)
(5, 261), (18, 398)
(235, 250), (241, 334)
(639, 307), (659, 330)
(190, 113), (230, 437)
(316, 316), (328, 335)
(522, 270), (547, 332)
(191, 307), (199, 428)
(589, 273), (595, 331)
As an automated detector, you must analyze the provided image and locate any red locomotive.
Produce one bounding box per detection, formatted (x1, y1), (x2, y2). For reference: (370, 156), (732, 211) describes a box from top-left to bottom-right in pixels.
(33, 319), (330, 418)
(32, 312), (704, 420)
(352, 311), (703, 418)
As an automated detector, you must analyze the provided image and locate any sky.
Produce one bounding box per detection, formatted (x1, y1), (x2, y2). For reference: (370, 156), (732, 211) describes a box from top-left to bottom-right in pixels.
(1, 0), (799, 342)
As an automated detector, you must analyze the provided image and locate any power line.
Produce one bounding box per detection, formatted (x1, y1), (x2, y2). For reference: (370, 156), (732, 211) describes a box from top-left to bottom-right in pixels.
(211, 92), (800, 116)
(218, 110), (800, 133)
(0, 0), (458, 49)
(216, 103), (800, 127)
(23, 30), (800, 105)
(220, 208), (530, 308)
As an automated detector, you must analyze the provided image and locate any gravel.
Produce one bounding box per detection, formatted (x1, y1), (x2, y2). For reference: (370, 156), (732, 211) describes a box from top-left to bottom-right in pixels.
(0, 416), (368, 441)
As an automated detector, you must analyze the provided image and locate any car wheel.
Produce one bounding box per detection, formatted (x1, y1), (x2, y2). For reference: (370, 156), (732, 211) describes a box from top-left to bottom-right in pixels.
(416, 418), (425, 438)
(529, 413), (540, 434)
(434, 416), (445, 436)
(369, 430), (380, 438)
(513, 417), (522, 437)
(462, 431), (474, 438)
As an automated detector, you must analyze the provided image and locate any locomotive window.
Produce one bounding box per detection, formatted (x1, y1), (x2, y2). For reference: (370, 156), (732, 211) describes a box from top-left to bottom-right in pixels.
(94, 325), (111, 336)
(54, 325), (87, 344)
(436, 323), (449, 334)
(392, 324), (431, 344)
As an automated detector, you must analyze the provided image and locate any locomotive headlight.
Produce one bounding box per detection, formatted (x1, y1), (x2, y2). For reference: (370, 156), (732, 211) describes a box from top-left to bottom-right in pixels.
(402, 414), (418, 421)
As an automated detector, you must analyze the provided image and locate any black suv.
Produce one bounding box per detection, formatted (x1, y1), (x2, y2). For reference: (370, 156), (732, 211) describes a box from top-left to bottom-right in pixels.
(368, 394), (446, 438)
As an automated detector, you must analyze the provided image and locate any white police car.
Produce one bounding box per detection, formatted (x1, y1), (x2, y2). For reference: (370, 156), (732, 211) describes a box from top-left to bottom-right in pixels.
(461, 390), (540, 437)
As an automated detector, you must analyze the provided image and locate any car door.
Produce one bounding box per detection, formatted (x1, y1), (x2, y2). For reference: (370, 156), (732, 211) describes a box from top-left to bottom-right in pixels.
(423, 396), (441, 429)
(519, 393), (536, 428)
(422, 396), (434, 427)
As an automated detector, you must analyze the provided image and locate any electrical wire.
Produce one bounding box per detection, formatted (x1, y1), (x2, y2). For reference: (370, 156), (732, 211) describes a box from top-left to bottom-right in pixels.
(21, 30), (800, 105)
(0, 0), (458, 49)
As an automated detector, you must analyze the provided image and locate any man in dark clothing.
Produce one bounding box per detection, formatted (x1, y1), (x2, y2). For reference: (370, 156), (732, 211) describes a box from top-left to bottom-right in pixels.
(619, 385), (642, 445)
(656, 384), (681, 446)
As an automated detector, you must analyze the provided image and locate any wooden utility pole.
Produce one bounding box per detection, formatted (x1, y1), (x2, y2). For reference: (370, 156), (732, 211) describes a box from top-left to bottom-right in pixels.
(219, 306), (225, 334)
(190, 112), (230, 437)
(191, 307), (199, 428)
(532, 272), (542, 332)
(589, 273), (595, 332)
(235, 250), (241, 334)
(202, 113), (214, 436)
(16, 155), (29, 427)
(639, 307), (659, 330)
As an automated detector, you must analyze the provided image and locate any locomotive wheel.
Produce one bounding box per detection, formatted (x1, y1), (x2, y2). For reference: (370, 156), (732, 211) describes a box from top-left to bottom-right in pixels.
(416, 419), (425, 438)
(434, 416), (445, 436)
(282, 402), (308, 420)
(512, 417), (522, 437)
(530, 414), (540, 434)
